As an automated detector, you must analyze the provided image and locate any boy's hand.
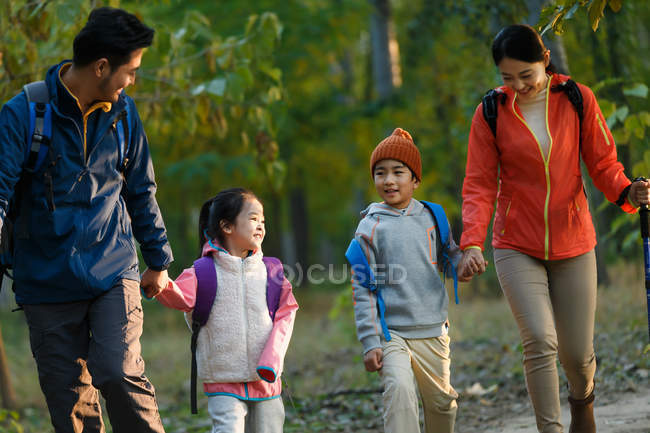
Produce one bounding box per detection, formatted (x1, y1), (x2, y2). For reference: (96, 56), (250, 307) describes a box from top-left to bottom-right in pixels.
(364, 348), (383, 372)
(459, 249), (488, 280)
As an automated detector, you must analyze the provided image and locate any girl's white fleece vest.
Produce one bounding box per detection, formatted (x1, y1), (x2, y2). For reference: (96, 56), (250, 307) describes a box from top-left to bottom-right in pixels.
(185, 250), (273, 383)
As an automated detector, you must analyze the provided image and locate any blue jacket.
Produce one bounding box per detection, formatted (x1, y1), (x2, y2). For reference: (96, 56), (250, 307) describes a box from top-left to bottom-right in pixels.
(0, 61), (173, 304)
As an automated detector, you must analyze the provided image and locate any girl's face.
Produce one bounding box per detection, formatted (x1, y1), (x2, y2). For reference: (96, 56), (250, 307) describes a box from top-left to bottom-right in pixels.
(222, 197), (265, 258)
(497, 51), (550, 103)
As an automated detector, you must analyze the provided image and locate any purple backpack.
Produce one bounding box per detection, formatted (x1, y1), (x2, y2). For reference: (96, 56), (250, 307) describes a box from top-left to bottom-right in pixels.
(189, 255), (284, 414)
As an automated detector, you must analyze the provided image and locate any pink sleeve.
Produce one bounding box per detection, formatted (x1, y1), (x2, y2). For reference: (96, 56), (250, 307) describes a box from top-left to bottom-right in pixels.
(154, 267), (198, 312)
(256, 276), (299, 383)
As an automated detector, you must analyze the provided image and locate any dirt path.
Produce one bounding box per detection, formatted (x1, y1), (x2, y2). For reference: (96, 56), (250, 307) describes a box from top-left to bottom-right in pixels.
(485, 388), (650, 433)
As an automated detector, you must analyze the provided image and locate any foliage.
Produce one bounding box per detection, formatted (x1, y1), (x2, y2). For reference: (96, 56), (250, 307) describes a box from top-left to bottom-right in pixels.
(539, 0), (623, 34)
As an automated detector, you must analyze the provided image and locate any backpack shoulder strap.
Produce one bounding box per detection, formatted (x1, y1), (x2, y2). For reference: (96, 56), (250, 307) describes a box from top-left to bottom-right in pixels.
(420, 201), (459, 304)
(344, 238), (391, 342)
(115, 103), (131, 172)
(481, 89), (505, 138)
(262, 256), (284, 321)
(189, 255), (217, 415)
(192, 256), (218, 327)
(562, 79), (584, 123)
(23, 81), (52, 172)
(345, 239), (375, 290)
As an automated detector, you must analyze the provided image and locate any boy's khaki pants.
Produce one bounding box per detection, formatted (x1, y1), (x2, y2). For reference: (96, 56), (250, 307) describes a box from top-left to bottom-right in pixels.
(494, 248), (597, 433)
(380, 333), (458, 433)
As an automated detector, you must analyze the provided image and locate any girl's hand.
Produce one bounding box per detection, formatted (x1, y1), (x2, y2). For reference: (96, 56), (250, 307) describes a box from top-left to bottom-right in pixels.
(363, 348), (383, 372)
(630, 179), (650, 207)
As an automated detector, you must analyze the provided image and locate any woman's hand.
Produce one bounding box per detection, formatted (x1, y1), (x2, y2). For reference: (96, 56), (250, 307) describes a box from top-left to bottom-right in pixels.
(629, 179), (650, 207)
(458, 248), (488, 281)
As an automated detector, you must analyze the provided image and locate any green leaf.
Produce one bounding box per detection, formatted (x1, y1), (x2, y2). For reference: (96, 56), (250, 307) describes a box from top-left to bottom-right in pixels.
(206, 78), (227, 96)
(623, 83), (649, 99)
(615, 106), (629, 122)
(588, 0), (607, 31)
(608, 0), (623, 13)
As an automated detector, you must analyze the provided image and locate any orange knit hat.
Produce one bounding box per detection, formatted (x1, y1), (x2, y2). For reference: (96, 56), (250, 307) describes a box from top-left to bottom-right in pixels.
(370, 128), (422, 181)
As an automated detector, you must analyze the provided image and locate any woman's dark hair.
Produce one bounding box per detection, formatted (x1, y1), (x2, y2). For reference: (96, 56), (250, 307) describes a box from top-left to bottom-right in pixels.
(198, 188), (260, 257)
(491, 24), (557, 73)
(73, 7), (154, 69)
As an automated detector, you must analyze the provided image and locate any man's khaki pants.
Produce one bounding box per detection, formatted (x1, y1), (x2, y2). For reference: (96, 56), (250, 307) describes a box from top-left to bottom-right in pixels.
(380, 332), (458, 433)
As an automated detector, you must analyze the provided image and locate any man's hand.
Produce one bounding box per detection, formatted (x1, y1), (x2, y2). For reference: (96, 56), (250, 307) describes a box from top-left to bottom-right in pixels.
(363, 348), (383, 372)
(140, 268), (168, 298)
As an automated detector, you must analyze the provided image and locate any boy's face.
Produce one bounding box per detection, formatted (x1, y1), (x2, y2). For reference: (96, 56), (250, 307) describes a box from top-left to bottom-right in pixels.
(373, 159), (419, 209)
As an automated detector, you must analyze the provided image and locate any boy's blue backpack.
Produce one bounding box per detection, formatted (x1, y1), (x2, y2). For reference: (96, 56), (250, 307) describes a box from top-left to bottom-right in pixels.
(189, 255), (284, 414)
(344, 201), (458, 343)
(0, 81), (130, 286)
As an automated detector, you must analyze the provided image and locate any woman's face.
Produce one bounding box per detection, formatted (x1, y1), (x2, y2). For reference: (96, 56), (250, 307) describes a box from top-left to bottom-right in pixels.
(497, 51), (550, 103)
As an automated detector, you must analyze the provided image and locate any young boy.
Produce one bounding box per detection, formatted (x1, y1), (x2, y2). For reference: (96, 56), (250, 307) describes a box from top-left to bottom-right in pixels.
(347, 128), (462, 433)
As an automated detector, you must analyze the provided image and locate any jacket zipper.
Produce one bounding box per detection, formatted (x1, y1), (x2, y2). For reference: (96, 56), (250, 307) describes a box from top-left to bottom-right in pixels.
(241, 260), (249, 374)
(596, 112), (611, 146)
(512, 77), (554, 259)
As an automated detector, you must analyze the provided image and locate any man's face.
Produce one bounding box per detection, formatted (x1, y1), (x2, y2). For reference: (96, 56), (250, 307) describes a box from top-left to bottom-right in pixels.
(98, 48), (143, 103)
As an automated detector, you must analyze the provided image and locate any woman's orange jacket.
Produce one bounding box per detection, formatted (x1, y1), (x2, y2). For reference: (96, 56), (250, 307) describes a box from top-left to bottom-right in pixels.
(461, 73), (636, 260)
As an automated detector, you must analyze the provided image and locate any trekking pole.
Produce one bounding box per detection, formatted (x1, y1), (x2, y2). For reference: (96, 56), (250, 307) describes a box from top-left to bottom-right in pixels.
(640, 196), (650, 341)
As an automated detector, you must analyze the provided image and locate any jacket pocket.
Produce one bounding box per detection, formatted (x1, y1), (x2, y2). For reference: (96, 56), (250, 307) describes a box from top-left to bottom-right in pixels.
(494, 196), (512, 237)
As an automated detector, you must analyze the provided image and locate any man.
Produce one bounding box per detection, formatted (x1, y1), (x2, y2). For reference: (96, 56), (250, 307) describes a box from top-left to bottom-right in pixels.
(0, 7), (172, 432)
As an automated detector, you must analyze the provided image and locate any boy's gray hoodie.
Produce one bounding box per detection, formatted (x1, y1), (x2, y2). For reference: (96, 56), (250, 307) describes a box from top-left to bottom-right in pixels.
(352, 199), (462, 354)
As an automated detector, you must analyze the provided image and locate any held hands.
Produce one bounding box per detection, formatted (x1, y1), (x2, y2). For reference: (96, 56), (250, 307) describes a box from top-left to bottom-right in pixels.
(458, 248), (488, 282)
(364, 348), (383, 372)
(629, 179), (650, 207)
(140, 268), (169, 299)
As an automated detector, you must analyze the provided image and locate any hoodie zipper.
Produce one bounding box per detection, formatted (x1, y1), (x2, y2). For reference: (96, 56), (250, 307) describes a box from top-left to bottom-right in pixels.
(512, 77), (554, 259)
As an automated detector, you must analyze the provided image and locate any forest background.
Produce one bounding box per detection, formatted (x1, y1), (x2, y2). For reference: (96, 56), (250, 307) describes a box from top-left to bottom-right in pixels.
(0, 0), (649, 431)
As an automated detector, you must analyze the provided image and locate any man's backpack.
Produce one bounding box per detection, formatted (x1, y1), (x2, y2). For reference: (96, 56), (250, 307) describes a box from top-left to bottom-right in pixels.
(344, 201), (459, 343)
(0, 81), (131, 285)
(482, 78), (584, 139)
(189, 255), (284, 414)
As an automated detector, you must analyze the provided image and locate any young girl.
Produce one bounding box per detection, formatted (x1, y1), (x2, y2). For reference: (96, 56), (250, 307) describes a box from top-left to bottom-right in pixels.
(459, 24), (649, 433)
(152, 187), (298, 433)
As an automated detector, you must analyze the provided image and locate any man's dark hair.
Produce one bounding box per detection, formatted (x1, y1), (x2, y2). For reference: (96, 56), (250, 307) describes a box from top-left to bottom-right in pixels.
(73, 7), (154, 69)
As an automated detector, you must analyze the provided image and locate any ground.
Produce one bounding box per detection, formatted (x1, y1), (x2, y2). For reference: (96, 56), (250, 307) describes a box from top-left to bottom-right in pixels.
(0, 262), (648, 432)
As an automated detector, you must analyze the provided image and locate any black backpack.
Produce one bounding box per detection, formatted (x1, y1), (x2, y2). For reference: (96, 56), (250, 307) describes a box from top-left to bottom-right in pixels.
(0, 82), (54, 283)
(482, 78), (584, 140)
(0, 81), (130, 287)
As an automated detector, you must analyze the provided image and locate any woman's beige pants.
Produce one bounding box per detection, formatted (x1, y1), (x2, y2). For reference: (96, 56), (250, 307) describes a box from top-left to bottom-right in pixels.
(494, 248), (597, 433)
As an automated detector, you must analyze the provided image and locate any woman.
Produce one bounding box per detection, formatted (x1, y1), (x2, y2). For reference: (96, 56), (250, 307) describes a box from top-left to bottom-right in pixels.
(459, 24), (650, 433)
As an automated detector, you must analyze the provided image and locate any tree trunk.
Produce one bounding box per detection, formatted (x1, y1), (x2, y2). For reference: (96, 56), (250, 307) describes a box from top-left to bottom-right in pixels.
(290, 187), (310, 287)
(0, 327), (16, 410)
(369, 0), (400, 101)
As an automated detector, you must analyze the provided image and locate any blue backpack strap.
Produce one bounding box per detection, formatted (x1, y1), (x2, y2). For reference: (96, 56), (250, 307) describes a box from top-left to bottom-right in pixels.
(262, 256), (284, 321)
(345, 239), (391, 342)
(24, 81), (52, 173)
(190, 256), (218, 415)
(421, 201), (459, 304)
(114, 103), (130, 172)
